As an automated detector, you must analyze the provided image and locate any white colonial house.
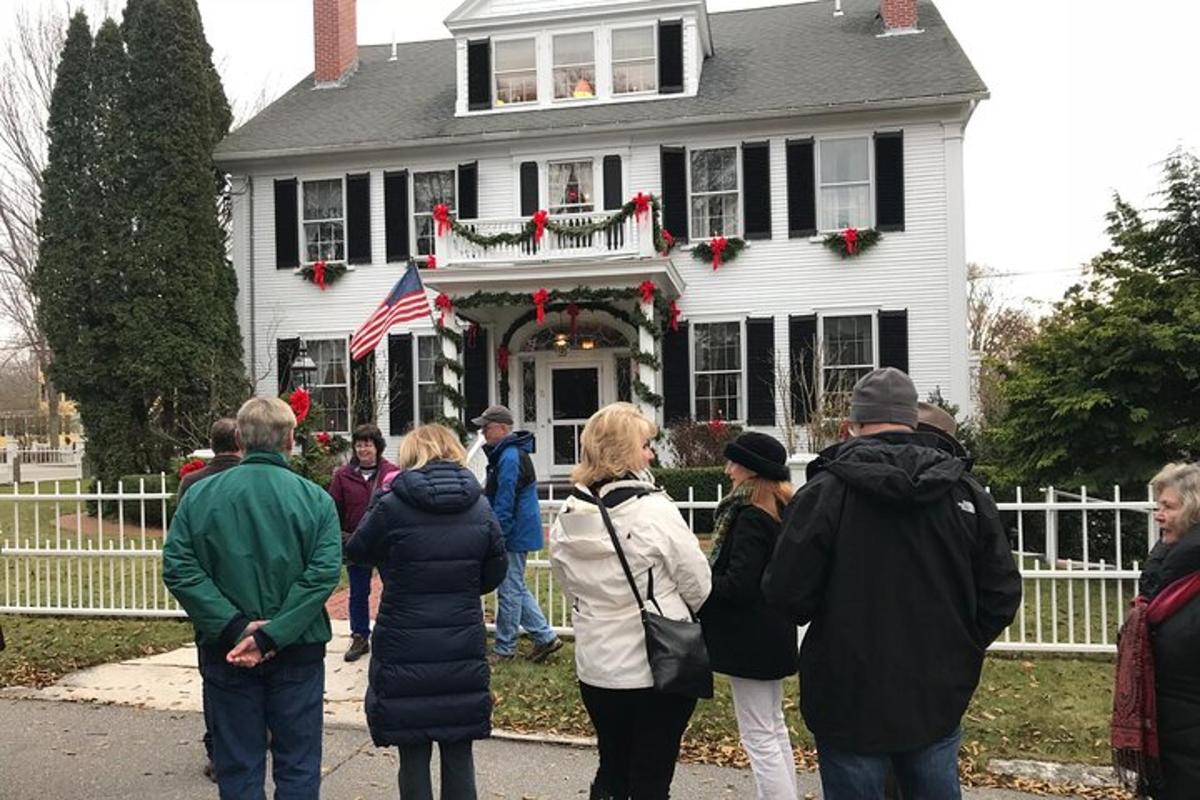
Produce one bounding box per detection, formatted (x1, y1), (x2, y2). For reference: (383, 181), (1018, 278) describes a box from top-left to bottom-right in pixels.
(215, 0), (986, 478)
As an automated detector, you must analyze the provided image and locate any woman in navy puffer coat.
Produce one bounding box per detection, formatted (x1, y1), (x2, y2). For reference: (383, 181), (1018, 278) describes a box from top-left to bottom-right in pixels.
(347, 424), (507, 800)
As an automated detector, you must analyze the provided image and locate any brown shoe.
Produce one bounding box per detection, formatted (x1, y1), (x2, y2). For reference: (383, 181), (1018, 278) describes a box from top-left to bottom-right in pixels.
(344, 633), (370, 662)
(487, 651), (515, 667)
(527, 637), (563, 663)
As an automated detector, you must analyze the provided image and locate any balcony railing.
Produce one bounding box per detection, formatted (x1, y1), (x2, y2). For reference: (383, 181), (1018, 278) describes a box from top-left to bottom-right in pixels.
(434, 207), (656, 266)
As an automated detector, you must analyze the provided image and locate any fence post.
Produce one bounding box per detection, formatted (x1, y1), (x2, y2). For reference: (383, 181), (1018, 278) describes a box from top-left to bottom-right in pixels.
(1044, 486), (1058, 567)
(788, 452), (819, 488)
(10, 447), (20, 485)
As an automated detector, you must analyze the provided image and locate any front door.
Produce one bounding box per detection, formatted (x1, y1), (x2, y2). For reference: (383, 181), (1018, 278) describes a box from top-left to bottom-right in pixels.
(550, 365), (601, 471)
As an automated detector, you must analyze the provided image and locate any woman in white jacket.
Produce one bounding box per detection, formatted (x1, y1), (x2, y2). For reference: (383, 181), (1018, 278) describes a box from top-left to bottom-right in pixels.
(550, 402), (712, 800)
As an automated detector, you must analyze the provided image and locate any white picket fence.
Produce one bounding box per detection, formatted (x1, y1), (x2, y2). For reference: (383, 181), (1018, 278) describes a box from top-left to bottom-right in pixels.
(0, 478), (1160, 654)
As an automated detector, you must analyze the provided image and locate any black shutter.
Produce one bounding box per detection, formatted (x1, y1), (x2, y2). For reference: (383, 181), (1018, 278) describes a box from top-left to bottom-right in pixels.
(746, 317), (775, 426)
(467, 39), (491, 111)
(660, 146), (688, 242)
(786, 139), (816, 238)
(788, 315), (817, 424)
(742, 141), (772, 240)
(463, 327), (489, 431)
(875, 131), (905, 232)
(662, 321), (690, 424)
(878, 310), (909, 374)
(384, 170), (409, 262)
(276, 338), (301, 394)
(274, 179), (299, 268)
(346, 173), (371, 265)
(351, 347), (376, 426)
(519, 161), (539, 216)
(458, 162), (478, 220)
(388, 333), (414, 436)
(657, 21), (684, 94)
(603, 155), (623, 210)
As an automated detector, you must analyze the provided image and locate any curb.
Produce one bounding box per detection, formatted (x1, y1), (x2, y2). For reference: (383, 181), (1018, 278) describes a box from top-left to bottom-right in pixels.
(987, 758), (1119, 789)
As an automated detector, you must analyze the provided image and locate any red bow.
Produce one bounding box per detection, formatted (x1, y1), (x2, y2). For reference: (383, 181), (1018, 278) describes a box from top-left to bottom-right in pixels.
(708, 418), (728, 434)
(633, 192), (651, 222)
(426, 255), (437, 270)
(668, 300), (681, 332)
(315, 432), (331, 447)
(433, 203), (452, 237)
(639, 280), (656, 306)
(497, 345), (510, 372)
(660, 229), (675, 255)
(533, 288), (549, 324)
(435, 293), (453, 329)
(532, 210), (549, 244)
(844, 227), (859, 255)
(567, 303), (580, 337)
(178, 458), (206, 478)
(710, 236), (728, 271)
(313, 260), (327, 290)
(289, 388), (311, 424)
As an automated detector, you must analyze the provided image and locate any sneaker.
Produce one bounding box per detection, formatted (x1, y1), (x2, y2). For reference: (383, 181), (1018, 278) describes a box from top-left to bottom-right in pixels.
(487, 651), (515, 666)
(527, 637), (563, 663)
(344, 633), (370, 662)
(203, 760), (217, 783)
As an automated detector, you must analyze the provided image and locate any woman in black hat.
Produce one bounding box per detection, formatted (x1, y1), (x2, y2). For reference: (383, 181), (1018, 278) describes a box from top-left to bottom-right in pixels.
(700, 431), (800, 799)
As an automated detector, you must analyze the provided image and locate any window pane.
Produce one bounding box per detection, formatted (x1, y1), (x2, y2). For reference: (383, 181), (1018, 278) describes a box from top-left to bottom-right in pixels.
(691, 149), (738, 192)
(310, 339), (346, 385)
(695, 373), (740, 421)
(616, 356), (632, 403)
(820, 138), (869, 184)
(548, 161), (594, 212)
(819, 184), (870, 231)
(823, 315), (873, 367)
(522, 361), (537, 423)
(302, 179), (342, 221)
(690, 193), (739, 238)
(413, 172), (456, 213)
(694, 322), (741, 372)
(417, 336), (438, 382)
(554, 64), (596, 99)
(316, 387), (349, 433)
(494, 39), (535, 71)
(418, 385), (441, 423)
(612, 61), (656, 94)
(554, 32), (593, 66)
(612, 27), (654, 61)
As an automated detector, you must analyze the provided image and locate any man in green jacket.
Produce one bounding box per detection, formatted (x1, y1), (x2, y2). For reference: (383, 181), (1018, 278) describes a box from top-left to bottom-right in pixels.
(164, 396), (341, 800)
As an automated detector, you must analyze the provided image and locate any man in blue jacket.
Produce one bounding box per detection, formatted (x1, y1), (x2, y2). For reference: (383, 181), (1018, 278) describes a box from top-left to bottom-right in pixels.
(474, 405), (562, 663)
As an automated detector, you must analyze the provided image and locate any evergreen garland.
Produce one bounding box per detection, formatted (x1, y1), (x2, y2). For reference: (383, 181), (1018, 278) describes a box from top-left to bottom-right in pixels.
(823, 228), (882, 258)
(691, 237), (748, 268)
(298, 260), (347, 288)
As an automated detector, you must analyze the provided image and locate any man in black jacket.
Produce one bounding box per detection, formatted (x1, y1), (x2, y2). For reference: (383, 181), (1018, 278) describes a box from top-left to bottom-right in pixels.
(762, 368), (1021, 799)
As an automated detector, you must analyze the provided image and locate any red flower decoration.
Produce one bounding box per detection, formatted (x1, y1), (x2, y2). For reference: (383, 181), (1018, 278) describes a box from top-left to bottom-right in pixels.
(178, 458), (206, 479)
(707, 418), (728, 434)
(660, 229), (675, 255)
(532, 210), (549, 244)
(709, 236), (728, 271)
(435, 293), (453, 329)
(313, 260), (327, 290)
(289, 388), (311, 424)
(432, 203), (452, 237)
(497, 345), (510, 372)
(639, 280), (656, 306)
(843, 227), (859, 256)
(533, 288), (550, 324)
(426, 254), (437, 270)
(632, 192), (651, 222)
(315, 432), (332, 447)
(668, 300), (681, 332)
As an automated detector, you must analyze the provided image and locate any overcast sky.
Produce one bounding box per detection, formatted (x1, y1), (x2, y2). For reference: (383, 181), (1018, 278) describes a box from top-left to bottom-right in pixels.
(5, 0), (1199, 311)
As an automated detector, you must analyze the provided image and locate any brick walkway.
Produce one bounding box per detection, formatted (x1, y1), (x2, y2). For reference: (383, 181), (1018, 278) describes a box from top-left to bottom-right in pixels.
(325, 572), (383, 620)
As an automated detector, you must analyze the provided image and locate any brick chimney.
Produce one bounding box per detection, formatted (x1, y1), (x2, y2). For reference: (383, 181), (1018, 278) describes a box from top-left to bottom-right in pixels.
(879, 0), (918, 32)
(313, 0), (358, 86)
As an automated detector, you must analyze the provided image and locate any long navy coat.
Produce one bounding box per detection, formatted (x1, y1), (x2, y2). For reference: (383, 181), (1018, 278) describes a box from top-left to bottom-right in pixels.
(346, 460), (507, 746)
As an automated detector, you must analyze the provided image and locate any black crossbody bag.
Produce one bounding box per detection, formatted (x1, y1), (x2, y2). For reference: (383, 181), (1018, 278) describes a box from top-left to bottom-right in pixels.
(591, 491), (713, 699)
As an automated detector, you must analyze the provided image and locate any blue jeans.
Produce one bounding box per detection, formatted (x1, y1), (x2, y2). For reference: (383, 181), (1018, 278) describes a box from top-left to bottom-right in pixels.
(817, 727), (962, 800)
(200, 657), (325, 800)
(494, 550), (555, 656)
(347, 563), (373, 637)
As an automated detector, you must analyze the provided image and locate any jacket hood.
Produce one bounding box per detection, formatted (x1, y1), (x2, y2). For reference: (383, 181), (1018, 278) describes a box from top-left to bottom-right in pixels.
(825, 432), (966, 506)
(391, 460), (482, 513)
(487, 430), (535, 458)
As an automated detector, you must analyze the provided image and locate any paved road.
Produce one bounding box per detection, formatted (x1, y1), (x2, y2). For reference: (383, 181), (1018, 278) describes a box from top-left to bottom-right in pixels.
(0, 698), (1066, 799)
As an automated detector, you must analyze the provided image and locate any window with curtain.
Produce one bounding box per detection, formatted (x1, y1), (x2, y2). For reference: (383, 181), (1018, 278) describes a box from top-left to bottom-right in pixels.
(302, 179), (344, 263)
(548, 160), (594, 214)
(413, 171), (455, 257)
(690, 148), (739, 238)
(553, 33), (595, 100)
(416, 335), (441, 423)
(308, 338), (350, 433)
(818, 138), (871, 231)
(693, 321), (741, 421)
(822, 315), (875, 397)
(612, 27), (656, 94)
(494, 39), (537, 105)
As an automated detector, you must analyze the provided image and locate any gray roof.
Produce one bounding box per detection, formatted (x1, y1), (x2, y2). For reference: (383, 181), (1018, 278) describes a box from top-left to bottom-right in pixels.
(215, 0), (986, 163)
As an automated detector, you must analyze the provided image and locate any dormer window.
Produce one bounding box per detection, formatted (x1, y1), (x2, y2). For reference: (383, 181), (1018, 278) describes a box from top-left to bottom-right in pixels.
(494, 39), (537, 105)
(612, 27), (657, 95)
(553, 33), (595, 100)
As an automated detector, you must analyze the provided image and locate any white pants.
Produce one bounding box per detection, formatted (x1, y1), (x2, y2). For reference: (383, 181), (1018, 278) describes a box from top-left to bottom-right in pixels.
(728, 676), (798, 800)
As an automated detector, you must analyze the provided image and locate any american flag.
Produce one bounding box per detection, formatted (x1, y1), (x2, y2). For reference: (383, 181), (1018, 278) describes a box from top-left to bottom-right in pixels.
(350, 262), (431, 361)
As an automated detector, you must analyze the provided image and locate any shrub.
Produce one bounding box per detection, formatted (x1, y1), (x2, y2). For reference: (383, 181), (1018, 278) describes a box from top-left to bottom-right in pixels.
(106, 473), (180, 529)
(654, 466), (731, 534)
(664, 419), (742, 468)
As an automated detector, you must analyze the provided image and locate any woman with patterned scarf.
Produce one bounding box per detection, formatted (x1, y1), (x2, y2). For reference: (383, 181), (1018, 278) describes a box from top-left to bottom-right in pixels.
(700, 432), (800, 799)
(1113, 462), (1200, 799)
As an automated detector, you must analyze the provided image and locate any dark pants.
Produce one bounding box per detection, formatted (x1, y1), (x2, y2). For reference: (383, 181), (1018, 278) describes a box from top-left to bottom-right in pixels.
(200, 657), (325, 800)
(817, 727), (962, 800)
(579, 681), (698, 800)
(202, 681), (213, 759)
(397, 740), (477, 800)
(348, 563), (373, 637)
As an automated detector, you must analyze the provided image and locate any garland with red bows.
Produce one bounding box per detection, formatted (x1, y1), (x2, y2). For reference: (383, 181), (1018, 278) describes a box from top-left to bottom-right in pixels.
(823, 227), (882, 258)
(691, 236), (748, 270)
(298, 259), (349, 289)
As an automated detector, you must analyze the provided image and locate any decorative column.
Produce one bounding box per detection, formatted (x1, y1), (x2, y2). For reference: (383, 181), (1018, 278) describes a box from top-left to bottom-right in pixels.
(637, 296), (659, 423)
(442, 325), (459, 421)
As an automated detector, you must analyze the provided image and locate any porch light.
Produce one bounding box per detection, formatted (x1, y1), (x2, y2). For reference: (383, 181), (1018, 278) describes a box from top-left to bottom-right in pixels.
(553, 332), (570, 357)
(580, 337), (595, 350)
(291, 343), (318, 389)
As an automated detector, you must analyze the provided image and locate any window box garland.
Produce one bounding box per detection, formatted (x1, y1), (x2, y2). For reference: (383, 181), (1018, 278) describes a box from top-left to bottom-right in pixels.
(823, 227), (882, 258)
(691, 236), (747, 270)
(297, 260), (347, 290)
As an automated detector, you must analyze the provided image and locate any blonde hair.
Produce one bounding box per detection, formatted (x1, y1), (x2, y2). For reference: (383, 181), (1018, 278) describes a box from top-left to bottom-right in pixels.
(1152, 463), (1200, 534)
(571, 402), (657, 487)
(396, 424), (467, 470)
(743, 476), (794, 522)
(236, 396), (295, 453)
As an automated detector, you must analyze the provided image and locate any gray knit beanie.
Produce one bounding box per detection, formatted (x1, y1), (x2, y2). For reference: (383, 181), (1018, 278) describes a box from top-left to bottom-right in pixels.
(848, 367), (918, 428)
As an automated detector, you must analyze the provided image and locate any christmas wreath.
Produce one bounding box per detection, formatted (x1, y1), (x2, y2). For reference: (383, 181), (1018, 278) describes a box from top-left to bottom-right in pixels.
(691, 236), (747, 270)
(823, 227), (881, 258)
(298, 260), (348, 289)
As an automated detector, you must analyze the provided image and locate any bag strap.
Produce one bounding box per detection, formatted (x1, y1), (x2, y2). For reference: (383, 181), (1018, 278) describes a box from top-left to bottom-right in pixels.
(589, 489), (646, 612)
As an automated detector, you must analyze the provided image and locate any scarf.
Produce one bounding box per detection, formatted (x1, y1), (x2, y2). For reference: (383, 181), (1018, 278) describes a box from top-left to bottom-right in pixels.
(708, 482), (753, 566)
(1112, 571), (1200, 795)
